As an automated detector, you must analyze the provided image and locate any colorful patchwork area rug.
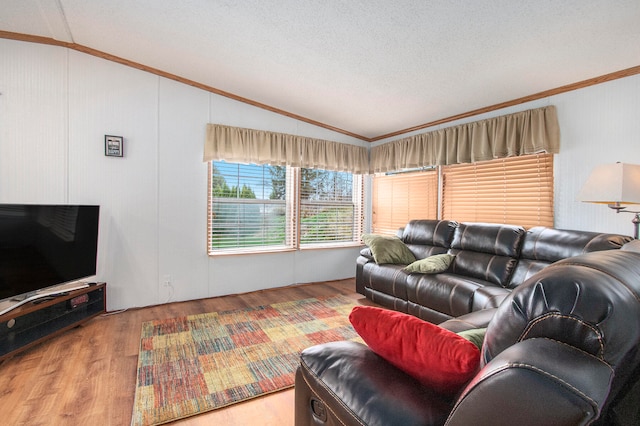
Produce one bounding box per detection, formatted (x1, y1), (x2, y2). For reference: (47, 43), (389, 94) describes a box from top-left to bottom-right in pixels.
(130, 294), (362, 426)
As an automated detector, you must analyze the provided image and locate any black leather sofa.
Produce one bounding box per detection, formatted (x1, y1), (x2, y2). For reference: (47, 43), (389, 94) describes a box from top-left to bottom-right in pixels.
(295, 246), (640, 425)
(356, 220), (632, 323)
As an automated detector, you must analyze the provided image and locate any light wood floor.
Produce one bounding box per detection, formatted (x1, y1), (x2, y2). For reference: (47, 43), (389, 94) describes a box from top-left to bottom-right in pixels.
(0, 278), (371, 426)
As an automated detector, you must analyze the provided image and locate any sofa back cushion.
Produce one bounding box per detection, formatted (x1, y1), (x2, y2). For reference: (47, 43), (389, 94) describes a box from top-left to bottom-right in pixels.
(449, 222), (525, 287)
(508, 227), (633, 288)
(402, 220), (457, 259)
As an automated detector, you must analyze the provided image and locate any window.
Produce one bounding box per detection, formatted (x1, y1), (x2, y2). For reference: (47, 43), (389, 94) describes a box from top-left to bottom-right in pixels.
(371, 170), (438, 234)
(300, 168), (363, 246)
(208, 161), (363, 254)
(371, 154), (554, 233)
(441, 153), (554, 228)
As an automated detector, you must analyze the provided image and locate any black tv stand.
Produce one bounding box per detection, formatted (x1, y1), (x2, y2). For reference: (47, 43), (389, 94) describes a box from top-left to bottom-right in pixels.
(0, 283), (106, 361)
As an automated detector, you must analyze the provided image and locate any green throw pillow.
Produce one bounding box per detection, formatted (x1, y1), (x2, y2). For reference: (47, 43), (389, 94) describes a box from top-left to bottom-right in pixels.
(457, 328), (487, 350)
(403, 253), (455, 274)
(362, 234), (416, 265)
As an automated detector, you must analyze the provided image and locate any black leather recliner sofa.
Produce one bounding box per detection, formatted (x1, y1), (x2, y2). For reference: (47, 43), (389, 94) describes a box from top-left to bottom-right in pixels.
(295, 247), (640, 425)
(356, 220), (632, 323)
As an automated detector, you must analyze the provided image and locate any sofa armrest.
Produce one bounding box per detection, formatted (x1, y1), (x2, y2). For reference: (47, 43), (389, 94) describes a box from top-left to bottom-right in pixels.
(446, 338), (613, 426)
(355, 254), (375, 295)
(295, 341), (452, 426)
(359, 247), (374, 260)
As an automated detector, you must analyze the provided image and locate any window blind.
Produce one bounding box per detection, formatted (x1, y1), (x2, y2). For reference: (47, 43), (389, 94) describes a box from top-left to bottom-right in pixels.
(372, 170), (438, 235)
(300, 169), (362, 246)
(441, 153), (554, 228)
(208, 162), (291, 252)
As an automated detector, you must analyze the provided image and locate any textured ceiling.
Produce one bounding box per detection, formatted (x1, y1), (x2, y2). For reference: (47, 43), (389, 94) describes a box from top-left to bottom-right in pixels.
(1, 0), (640, 140)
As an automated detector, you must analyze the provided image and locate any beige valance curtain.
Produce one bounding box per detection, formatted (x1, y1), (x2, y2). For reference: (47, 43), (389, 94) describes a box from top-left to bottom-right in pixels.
(204, 124), (369, 174)
(370, 105), (560, 173)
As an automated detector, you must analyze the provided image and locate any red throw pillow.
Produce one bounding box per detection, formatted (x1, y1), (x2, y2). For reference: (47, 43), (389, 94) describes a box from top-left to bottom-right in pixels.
(349, 306), (480, 394)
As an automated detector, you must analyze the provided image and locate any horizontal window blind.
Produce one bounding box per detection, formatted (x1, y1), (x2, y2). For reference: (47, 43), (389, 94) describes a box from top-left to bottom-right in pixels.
(300, 169), (361, 245)
(372, 170), (438, 235)
(441, 153), (554, 228)
(209, 162), (290, 252)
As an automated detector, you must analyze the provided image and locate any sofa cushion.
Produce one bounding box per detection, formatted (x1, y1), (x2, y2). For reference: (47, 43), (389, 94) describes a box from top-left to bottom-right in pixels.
(406, 273), (489, 320)
(403, 254), (455, 274)
(362, 234), (416, 264)
(402, 219), (457, 246)
(402, 220), (457, 260)
(362, 263), (410, 300)
(449, 223), (525, 287)
(508, 227), (633, 288)
(349, 306), (480, 394)
(457, 328), (487, 349)
(450, 222), (525, 257)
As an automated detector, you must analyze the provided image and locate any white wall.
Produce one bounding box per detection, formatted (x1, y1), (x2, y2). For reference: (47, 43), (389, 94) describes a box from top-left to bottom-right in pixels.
(0, 39), (365, 311)
(2, 39), (639, 311)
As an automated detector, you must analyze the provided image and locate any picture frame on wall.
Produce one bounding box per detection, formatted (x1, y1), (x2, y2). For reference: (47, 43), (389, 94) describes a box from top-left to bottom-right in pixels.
(105, 135), (124, 157)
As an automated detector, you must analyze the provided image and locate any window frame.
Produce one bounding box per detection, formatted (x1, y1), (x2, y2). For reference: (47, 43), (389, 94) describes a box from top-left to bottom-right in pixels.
(207, 161), (364, 255)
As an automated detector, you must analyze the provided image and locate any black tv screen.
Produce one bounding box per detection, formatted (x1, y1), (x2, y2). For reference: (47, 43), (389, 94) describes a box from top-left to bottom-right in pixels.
(0, 204), (100, 302)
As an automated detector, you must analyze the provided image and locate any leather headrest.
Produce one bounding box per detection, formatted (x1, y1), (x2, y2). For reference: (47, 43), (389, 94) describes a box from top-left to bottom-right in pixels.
(402, 220), (457, 247)
(521, 227), (632, 262)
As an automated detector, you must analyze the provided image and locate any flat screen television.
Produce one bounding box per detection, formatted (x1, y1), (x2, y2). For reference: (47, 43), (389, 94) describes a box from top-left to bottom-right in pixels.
(0, 204), (100, 315)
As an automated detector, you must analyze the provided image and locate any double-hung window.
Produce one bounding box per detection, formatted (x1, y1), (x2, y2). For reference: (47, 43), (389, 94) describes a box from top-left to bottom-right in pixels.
(208, 161), (363, 254)
(299, 168), (363, 246)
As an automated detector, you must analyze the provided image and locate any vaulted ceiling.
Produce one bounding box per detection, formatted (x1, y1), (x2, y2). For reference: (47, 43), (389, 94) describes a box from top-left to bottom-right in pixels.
(1, 0), (639, 141)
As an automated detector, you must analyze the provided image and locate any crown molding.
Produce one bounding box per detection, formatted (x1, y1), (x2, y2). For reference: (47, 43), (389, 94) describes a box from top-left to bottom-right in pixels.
(2, 30), (640, 143)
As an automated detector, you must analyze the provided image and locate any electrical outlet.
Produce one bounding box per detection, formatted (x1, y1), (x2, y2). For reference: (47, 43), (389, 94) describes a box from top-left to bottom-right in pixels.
(163, 274), (172, 286)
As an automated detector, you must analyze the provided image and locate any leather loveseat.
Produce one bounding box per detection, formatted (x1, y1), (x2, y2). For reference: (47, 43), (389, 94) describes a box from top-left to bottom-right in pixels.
(356, 220), (632, 323)
(295, 246), (640, 425)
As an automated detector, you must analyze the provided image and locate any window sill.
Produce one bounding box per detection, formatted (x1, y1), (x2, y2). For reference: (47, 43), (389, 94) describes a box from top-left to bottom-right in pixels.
(299, 242), (362, 251)
(208, 246), (296, 257)
(208, 242), (362, 257)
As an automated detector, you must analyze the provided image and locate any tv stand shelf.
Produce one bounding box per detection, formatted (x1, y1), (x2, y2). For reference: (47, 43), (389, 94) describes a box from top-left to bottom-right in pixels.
(0, 283), (106, 361)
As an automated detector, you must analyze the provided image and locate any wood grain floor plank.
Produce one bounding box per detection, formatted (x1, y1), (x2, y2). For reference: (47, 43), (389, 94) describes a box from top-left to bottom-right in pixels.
(0, 278), (367, 426)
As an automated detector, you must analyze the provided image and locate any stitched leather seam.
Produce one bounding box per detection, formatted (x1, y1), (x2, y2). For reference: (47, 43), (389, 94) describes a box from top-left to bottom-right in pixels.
(460, 225), (468, 250)
(392, 268), (403, 299)
(299, 359), (365, 426)
(503, 362), (604, 408)
(532, 229), (544, 260)
(483, 293), (505, 309)
(550, 259), (640, 305)
(485, 255), (496, 283)
(494, 228), (502, 255)
(536, 337), (614, 367)
(521, 262), (537, 285)
(433, 220), (441, 246)
(521, 314), (605, 358)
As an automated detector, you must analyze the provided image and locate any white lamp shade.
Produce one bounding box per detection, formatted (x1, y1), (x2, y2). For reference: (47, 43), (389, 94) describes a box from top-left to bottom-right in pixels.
(577, 163), (640, 205)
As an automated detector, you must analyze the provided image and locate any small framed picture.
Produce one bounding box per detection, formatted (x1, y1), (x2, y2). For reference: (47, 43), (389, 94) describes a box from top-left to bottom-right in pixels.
(105, 135), (124, 157)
